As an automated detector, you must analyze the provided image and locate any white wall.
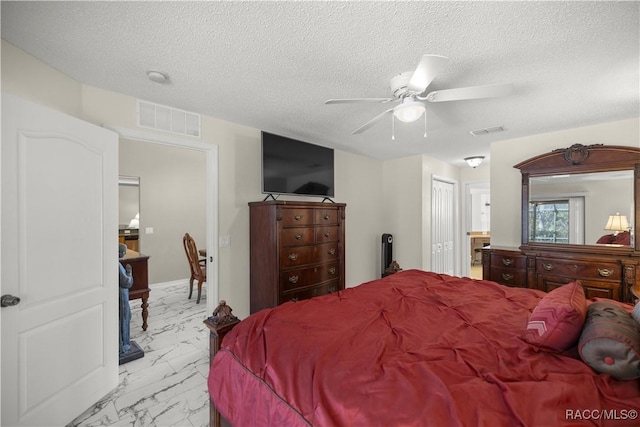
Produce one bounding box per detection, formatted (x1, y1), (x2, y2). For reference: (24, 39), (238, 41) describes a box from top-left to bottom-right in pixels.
(382, 156), (424, 270)
(1, 40), (82, 117)
(490, 118), (640, 248)
(334, 151), (384, 285)
(380, 154), (461, 273)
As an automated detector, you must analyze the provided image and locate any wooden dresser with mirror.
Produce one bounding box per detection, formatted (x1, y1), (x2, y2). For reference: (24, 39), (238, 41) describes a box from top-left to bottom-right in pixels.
(483, 144), (640, 303)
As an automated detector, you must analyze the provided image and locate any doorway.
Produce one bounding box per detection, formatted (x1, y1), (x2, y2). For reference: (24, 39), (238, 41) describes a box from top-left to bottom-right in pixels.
(106, 126), (219, 315)
(463, 180), (490, 278)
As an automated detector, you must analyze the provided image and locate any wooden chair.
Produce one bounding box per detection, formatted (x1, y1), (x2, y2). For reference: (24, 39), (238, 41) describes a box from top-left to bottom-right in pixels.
(183, 233), (206, 303)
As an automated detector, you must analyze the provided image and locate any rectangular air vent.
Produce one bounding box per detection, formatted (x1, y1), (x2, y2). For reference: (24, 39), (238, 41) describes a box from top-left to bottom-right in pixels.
(469, 126), (505, 137)
(136, 99), (201, 138)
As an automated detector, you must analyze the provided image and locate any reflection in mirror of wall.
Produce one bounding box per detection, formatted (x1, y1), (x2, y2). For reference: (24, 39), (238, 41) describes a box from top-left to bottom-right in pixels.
(529, 171), (633, 246)
(119, 176), (140, 252)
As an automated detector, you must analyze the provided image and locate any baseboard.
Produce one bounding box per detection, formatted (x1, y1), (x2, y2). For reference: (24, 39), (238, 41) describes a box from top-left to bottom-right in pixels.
(151, 278), (189, 289)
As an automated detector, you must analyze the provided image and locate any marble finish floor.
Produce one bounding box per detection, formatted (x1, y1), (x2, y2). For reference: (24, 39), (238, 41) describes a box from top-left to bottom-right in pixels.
(68, 284), (210, 427)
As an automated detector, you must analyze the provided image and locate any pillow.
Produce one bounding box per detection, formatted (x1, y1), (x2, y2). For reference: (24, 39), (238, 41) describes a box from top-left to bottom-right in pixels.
(578, 301), (640, 380)
(525, 281), (587, 351)
(596, 234), (615, 244)
(613, 231), (631, 246)
(632, 302), (640, 324)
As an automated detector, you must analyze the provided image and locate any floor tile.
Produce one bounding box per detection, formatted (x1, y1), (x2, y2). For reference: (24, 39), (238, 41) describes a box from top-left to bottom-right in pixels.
(69, 284), (209, 427)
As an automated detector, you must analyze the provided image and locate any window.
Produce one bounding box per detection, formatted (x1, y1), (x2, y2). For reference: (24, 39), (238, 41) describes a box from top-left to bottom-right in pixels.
(529, 196), (585, 244)
(529, 200), (569, 243)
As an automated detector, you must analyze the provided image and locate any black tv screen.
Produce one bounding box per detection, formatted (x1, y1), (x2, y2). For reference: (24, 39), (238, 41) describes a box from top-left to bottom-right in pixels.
(262, 132), (334, 197)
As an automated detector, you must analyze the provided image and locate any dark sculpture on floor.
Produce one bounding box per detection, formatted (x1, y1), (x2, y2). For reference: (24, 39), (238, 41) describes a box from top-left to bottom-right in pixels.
(119, 243), (133, 354)
(119, 243), (144, 364)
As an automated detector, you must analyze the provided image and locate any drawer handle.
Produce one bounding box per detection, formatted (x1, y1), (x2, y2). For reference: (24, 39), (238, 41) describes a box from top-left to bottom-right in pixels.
(324, 231), (331, 237)
(290, 297), (299, 302)
(328, 267), (336, 275)
(288, 253), (299, 261)
(542, 263), (554, 271)
(328, 286), (336, 293)
(502, 273), (514, 281)
(324, 214), (330, 220)
(502, 258), (513, 266)
(328, 248), (336, 255)
(294, 215), (302, 221)
(295, 233), (303, 240)
(598, 268), (614, 277)
(288, 275), (299, 284)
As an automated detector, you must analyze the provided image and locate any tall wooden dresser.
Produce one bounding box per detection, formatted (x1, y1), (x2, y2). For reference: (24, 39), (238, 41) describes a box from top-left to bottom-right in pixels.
(249, 200), (346, 313)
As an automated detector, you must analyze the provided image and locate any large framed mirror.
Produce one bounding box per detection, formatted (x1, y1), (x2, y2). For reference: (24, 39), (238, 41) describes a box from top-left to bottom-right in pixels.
(516, 144), (640, 253)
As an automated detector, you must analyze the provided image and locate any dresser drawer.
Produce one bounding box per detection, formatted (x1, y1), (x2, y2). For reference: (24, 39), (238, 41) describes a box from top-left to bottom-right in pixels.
(280, 243), (340, 268)
(490, 253), (526, 270)
(536, 258), (621, 281)
(315, 208), (339, 225)
(281, 279), (340, 303)
(490, 267), (527, 287)
(280, 262), (340, 292)
(280, 227), (315, 245)
(316, 226), (339, 243)
(537, 275), (621, 300)
(279, 208), (314, 226)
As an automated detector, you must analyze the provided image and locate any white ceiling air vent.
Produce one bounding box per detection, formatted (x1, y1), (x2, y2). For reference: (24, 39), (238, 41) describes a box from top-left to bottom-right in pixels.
(469, 126), (505, 137)
(137, 99), (201, 138)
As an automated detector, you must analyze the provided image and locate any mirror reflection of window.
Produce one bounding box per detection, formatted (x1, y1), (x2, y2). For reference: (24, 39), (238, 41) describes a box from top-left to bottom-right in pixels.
(529, 200), (568, 243)
(529, 197), (585, 244)
(118, 176), (140, 252)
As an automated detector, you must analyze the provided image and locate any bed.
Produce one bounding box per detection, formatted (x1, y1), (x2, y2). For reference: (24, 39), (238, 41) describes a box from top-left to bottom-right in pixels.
(206, 270), (640, 426)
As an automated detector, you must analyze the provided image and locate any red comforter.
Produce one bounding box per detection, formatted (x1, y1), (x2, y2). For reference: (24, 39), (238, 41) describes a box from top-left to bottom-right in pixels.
(208, 270), (640, 426)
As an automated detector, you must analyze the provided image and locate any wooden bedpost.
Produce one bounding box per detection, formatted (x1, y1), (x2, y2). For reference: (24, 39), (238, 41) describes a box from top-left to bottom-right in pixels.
(203, 300), (241, 427)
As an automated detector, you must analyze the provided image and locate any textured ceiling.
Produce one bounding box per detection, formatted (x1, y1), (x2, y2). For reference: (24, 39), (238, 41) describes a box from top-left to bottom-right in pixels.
(2, 1), (638, 167)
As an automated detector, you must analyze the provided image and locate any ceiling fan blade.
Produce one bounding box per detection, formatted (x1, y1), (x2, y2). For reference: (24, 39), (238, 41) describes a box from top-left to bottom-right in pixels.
(352, 109), (394, 134)
(422, 83), (513, 103)
(325, 98), (395, 104)
(407, 55), (449, 93)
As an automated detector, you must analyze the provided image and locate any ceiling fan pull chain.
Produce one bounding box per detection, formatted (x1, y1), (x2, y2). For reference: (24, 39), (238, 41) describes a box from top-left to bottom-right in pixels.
(391, 114), (395, 140)
(424, 113), (428, 138)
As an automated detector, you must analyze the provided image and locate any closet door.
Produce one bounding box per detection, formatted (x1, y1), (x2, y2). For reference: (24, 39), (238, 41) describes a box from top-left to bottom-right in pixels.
(432, 178), (456, 275)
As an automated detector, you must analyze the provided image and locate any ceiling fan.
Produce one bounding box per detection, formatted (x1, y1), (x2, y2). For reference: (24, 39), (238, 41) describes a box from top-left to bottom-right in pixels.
(325, 55), (512, 136)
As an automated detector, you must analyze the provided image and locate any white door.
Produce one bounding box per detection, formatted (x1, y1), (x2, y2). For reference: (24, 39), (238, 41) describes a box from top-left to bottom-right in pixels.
(1, 94), (119, 426)
(432, 178), (456, 275)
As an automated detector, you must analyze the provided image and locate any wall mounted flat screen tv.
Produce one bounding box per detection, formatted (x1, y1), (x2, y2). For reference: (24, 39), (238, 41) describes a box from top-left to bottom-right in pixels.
(262, 131), (334, 197)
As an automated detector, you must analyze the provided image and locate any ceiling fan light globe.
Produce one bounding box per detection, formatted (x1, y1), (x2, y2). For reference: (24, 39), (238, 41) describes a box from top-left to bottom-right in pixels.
(394, 101), (425, 123)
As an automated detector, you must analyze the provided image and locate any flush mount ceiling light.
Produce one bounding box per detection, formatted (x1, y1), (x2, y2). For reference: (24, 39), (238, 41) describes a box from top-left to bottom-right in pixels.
(464, 156), (485, 168)
(393, 97), (426, 123)
(146, 70), (169, 84)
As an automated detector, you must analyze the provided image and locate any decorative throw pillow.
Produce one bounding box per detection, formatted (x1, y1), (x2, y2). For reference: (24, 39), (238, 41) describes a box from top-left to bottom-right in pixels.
(632, 302), (640, 325)
(578, 301), (640, 380)
(525, 281), (587, 351)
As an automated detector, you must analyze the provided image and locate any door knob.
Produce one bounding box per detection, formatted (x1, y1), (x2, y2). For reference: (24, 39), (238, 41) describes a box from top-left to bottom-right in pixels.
(1, 294), (21, 307)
